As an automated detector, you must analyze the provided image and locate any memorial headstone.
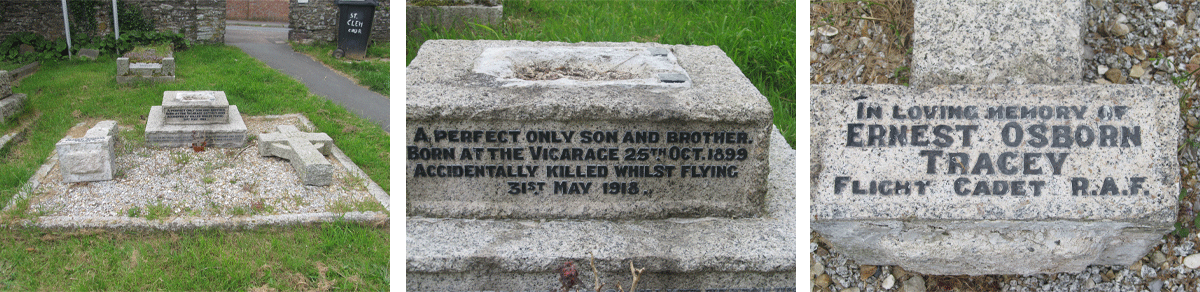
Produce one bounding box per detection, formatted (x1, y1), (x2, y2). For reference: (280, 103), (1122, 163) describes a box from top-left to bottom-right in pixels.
(407, 40), (794, 289)
(0, 70), (27, 121)
(145, 91), (248, 148)
(259, 125), (335, 186)
(56, 120), (118, 183)
(810, 0), (1180, 275)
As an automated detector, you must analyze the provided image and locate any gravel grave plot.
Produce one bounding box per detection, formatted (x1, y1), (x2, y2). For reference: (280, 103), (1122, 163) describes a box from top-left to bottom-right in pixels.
(3, 114), (387, 229)
(812, 0), (1200, 291)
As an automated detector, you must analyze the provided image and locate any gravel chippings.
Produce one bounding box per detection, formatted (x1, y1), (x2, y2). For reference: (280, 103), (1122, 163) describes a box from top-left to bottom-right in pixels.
(5, 114), (387, 229)
(812, 0), (1200, 291)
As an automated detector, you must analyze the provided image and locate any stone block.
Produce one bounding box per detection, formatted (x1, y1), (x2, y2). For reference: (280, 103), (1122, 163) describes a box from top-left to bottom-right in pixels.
(161, 91), (230, 125)
(911, 0), (1084, 88)
(56, 120), (119, 183)
(145, 105), (248, 148)
(78, 48), (99, 60)
(0, 93), (27, 121)
(116, 58), (130, 76)
(115, 76), (175, 84)
(129, 63), (163, 76)
(407, 40), (773, 220)
(406, 4), (502, 32)
(810, 84), (1180, 275)
(259, 125), (334, 186)
(407, 129), (796, 289)
(0, 70), (10, 97)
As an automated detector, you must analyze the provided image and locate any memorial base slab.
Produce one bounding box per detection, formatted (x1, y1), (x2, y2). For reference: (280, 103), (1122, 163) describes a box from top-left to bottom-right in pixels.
(406, 130), (795, 290)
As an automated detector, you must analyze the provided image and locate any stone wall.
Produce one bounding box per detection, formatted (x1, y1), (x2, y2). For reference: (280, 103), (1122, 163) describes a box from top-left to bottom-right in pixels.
(0, 0), (226, 44)
(228, 0), (288, 22)
(289, 0), (389, 43)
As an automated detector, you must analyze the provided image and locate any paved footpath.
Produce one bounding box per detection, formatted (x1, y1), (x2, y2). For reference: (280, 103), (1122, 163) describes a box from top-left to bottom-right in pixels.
(225, 21), (390, 133)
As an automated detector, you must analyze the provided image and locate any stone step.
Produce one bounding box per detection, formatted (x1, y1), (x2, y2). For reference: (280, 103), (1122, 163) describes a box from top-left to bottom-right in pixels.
(912, 0), (1084, 88)
(407, 40), (774, 220)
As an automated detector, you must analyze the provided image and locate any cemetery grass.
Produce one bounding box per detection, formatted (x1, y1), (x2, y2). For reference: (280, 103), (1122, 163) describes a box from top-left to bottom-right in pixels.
(406, 0), (796, 148)
(0, 221), (388, 291)
(0, 45), (389, 290)
(293, 41), (390, 96)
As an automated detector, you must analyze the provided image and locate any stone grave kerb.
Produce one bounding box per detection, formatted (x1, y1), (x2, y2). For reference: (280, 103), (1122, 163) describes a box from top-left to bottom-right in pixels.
(259, 125), (334, 186)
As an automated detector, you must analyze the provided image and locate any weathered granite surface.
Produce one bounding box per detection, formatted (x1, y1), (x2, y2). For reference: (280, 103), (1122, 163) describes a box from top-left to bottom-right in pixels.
(811, 84), (1180, 275)
(161, 91), (230, 124)
(56, 121), (118, 183)
(145, 105), (247, 148)
(407, 40), (774, 220)
(259, 125), (334, 186)
(911, 0), (1084, 88)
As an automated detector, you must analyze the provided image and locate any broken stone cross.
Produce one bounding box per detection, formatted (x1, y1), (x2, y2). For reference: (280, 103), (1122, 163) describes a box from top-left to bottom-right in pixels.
(259, 125), (334, 186)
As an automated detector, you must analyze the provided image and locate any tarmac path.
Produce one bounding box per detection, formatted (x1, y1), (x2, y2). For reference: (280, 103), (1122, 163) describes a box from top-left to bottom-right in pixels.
(224, 21), (390, 133)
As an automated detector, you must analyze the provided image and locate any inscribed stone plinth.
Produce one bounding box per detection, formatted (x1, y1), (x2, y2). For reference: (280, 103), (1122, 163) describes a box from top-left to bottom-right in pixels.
(407, 40), (774, 220)
(810, 84), (1179, 275)
(0, 70), (10, 97)
(161, 91), (230, 124)
(912, 0), (1084, 87)
(56, 121), (118, 183)
(259, 125), (334, 186)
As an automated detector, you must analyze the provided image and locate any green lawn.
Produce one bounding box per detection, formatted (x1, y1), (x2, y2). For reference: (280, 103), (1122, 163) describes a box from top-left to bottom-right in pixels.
(0, 221), (388, 291)
(293, 42), (390, 96)
(0, 44), (389, 290)
(0, 61), (21, 71)
(407, 0), (796, 148)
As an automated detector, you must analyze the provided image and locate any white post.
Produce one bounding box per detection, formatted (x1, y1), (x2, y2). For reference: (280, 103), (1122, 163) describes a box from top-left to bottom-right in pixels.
(112, 0), (119, 39)
(61, 0), (72, 58)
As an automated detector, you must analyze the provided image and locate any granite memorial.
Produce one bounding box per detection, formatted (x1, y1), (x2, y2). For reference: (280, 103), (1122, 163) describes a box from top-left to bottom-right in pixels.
(259, 125), (335, 186)
(811, 0), (1180, 275)
(407, 40), (795, 289)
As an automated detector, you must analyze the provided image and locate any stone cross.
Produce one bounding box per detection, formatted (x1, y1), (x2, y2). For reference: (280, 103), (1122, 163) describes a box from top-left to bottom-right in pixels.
(259, 125), (334, 186)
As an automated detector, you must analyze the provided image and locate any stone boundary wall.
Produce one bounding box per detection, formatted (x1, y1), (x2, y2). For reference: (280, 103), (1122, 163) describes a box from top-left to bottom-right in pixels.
(0, 0), (226, 44)
(228, 0), (288, 22)
(289, 0), (389, 43)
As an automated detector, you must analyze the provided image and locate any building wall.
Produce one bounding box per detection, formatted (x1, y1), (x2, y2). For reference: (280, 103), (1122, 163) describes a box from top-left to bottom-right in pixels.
(228, 0), (288, 22)
(289, 0), (389, 43)
(0, 0), (226, 44)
